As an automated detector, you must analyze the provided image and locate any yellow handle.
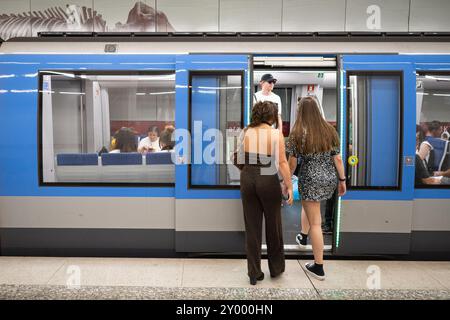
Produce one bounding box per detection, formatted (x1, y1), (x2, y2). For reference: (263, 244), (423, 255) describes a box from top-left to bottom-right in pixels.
(348, 155), (359, 166)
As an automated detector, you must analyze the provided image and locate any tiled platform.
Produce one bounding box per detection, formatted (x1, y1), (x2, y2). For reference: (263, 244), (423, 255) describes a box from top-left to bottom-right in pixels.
(0, 257), (448, 300)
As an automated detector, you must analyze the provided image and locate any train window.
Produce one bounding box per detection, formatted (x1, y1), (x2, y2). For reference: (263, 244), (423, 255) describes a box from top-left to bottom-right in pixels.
(189, 72), (244, 187)
(347, 72), (402, 189)
(416, 73), (450, 188)
(40, 71), (176, 185)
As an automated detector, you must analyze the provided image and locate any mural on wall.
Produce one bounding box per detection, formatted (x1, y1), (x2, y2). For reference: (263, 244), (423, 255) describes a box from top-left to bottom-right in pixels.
(114, 2), (174, 32)
(0, 0), (448, 41)
(0, 1), (174, 41)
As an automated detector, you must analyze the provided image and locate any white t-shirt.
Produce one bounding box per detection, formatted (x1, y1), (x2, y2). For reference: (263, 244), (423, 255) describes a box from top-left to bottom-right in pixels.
(254, 91), (282, 116)
(138, 137), (161, 152)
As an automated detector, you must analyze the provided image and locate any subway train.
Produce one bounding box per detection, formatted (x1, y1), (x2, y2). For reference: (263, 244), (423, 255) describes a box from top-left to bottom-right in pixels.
(0, 34), (449, 259)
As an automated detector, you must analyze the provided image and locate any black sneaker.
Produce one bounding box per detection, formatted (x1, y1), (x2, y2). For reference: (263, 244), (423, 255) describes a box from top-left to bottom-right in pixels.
(302, 262), (325, 281)
(322, 225), (333, 234)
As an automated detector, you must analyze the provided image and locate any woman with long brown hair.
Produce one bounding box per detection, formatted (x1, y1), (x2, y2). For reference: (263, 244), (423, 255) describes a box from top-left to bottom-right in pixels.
(287, 96), (346, 280)
(237, 101), (293, 285)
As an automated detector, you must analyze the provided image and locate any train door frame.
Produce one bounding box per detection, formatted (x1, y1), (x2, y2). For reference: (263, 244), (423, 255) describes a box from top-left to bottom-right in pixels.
(410, 57), (450, 258)
(174, 53), (252, 253)
(252, 54), (339, 253)
(335, 54), (416, 255)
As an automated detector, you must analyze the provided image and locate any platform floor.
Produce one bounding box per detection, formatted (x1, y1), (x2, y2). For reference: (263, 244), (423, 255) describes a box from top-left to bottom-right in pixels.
(0, 257), (449, 300)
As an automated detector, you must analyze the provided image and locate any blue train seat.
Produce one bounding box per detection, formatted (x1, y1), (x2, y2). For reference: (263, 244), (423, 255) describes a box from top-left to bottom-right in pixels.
(56, 153), (98, 166)
(101, 153), (143, 166)
(146, 152), (174, 165)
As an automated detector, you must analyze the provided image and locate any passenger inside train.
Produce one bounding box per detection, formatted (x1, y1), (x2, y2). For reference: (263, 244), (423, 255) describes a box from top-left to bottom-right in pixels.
(138, 126), (161, 153)
(159, 127), (175, 151)
(109, 127), (139, 153)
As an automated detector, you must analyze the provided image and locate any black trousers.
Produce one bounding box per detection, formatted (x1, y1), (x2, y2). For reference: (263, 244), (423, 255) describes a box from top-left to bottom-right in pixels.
(240, 165), (285, 278)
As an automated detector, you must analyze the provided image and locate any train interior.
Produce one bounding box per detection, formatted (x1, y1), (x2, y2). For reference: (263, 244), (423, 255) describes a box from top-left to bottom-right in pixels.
(415, 73), (450, 185)
(252, 68), (338, 251)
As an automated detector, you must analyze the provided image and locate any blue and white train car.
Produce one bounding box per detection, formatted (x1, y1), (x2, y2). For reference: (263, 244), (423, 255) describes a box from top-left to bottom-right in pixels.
(0, 37), (449, 258)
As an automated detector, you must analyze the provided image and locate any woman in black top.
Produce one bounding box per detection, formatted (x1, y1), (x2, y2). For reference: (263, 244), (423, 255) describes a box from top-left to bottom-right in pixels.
(237, 101), (293, 285)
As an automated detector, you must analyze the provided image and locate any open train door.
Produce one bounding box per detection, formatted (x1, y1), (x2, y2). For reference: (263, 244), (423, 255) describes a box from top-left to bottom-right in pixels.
(174, 54), (251, 252)
(336, 55), (416, 255)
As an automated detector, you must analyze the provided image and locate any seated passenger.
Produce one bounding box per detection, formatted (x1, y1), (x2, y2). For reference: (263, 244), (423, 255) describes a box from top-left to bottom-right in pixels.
(417, 121), (448, 172)
(109, 127), (138, 153)
(159, 128), (175, 151)
(416, 124), (426, 151)
(442, 130), (450, 141)
(138, 126), (161, 153)
(415, 154), (445, 185)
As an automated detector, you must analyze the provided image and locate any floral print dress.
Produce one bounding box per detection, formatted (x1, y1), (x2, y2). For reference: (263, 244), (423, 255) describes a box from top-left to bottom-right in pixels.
(286, 137), (339, 201)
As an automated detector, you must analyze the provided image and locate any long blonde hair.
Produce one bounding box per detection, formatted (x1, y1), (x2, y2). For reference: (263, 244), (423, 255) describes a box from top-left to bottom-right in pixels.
(290, 96), (339, 154)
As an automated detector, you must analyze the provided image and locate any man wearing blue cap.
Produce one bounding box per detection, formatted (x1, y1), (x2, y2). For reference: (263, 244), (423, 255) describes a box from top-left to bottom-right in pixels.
(254, 73), (283, 130)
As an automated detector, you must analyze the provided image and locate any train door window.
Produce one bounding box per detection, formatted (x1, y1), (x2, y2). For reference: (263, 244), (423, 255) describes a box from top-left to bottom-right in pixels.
(253, 71), (337, 137)
(189, 71), (243, 187)
(273, 88), (292, 125)
(416, 73), (450, 188)
(40, 71), (176, 185)
(347, 72), (402, 189)
(254, 84), (292, 132)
